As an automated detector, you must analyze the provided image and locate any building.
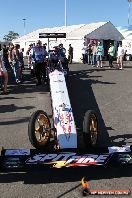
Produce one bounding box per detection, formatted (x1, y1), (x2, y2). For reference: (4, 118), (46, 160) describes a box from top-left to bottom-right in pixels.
(13, 21), (124, 62)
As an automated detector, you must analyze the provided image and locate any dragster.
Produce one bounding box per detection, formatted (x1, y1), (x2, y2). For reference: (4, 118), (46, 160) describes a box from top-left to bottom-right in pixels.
(0, 34), (132, 170)
(28, 33), (99, 151)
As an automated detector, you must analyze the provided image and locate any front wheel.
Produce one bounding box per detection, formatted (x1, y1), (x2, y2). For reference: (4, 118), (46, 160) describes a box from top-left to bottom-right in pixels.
(28, 110), (51, 150)
(83, 110), (98, 147)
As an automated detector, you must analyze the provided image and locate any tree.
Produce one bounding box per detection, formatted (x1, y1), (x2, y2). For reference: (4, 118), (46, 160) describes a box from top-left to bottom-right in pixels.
(3, 31), (19, 41)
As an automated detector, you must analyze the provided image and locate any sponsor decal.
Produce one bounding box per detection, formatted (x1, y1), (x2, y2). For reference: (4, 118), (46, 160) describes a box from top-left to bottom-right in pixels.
(54, 104), (73, 141)
(108, 146), (131, 153)
(53, 80), (63, 82)
(117, 153), (132, 164)
(3, 157), (22, 168)
(5, 149), (30, 156)
(56, 91), (64, 93)
(26, 153), (110, 168)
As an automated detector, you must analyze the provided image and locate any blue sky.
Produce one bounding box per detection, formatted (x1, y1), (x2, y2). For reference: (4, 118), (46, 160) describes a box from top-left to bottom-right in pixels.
(0, 0), (130, 40)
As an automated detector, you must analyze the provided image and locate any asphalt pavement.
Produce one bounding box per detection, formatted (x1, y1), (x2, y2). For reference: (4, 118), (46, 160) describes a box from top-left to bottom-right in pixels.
(0, 61), (132, 198)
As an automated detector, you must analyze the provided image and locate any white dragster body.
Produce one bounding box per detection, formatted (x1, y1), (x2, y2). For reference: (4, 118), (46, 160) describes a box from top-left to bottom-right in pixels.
(49, 69), (77, 149)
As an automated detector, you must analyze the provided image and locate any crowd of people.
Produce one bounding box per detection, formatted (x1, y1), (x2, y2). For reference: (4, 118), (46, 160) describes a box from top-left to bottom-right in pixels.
(0, 39), (127, 95)
(82, 41), (126, 70)
(0, 41), (72, 94)
(27, 41), (70, 86)
(0, 43), (24, 94)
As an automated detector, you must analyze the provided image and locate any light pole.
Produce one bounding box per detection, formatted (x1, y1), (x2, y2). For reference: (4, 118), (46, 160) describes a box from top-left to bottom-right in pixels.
(22, 18), (26, 35)
(65, 0), (67, 27)
(128, 0), (132, 27)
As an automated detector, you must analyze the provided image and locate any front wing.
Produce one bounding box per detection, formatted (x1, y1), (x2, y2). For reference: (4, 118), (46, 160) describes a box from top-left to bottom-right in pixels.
(0, 146), (132, 170)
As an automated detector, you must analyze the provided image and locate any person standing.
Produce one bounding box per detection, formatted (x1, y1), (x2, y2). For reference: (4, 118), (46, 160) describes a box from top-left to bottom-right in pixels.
(96, 41), (104, 68)
(87, 44), (92, 65)
(0, 50), (8, 94)
(19, 48), (25, 80)
(108, 43), (115, 68)
(91, 42), (97, 66)
(82, 45), (87, 64)
(58, 43), (66, 58)
(68, 44), (73, 64)
(30, 40), (47, 86)
(1, 45), (10, 71)
(43, 43), (47, 50)
(19, 48), (24, 69)
(11, 44), (21, 83)
(26, 44), (33, 69)
(58, 43), (68, 71)
(117, 42), (125, 70)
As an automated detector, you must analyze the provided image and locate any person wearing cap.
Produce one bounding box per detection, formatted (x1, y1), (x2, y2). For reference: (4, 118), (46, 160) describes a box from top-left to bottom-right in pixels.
(96, 41), (104, 68)
(30, 40), (48, 86)
(108, 43), (115, 68)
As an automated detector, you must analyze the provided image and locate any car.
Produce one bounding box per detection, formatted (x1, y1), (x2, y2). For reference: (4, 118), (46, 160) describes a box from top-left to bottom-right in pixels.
(28, 63), (99, 151)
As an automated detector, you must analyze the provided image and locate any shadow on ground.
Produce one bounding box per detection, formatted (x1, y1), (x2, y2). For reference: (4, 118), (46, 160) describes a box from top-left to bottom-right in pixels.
(0, 104), (35, 113)
(0, 67), (132, 194)
(6, 69), (50, 95)
(110, 134), (132, 146)
(67, 69), (116, 147)
(0, 166), (131, 186)
(0, 116), (30, 125)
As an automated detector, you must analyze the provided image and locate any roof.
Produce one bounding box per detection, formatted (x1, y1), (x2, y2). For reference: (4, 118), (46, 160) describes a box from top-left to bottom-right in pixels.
(13, 21), (124, 42)
(116, 26), (132, 40)
(67, 22), (107, 38)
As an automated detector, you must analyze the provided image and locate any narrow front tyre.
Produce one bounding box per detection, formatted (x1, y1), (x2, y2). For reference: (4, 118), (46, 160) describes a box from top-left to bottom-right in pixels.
(28, 110), (51, 150)
(83, 110), (98, 147)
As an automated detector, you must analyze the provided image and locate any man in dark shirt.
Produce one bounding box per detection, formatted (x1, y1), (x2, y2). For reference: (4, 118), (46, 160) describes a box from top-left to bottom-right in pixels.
(48, 47), (59, 69)
(68, 44), (73, 64)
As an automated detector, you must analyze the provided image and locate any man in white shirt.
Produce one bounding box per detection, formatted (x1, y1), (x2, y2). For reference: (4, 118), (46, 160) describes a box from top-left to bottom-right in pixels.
(82, 46), (87, 64)
(117, 43), (125, 70)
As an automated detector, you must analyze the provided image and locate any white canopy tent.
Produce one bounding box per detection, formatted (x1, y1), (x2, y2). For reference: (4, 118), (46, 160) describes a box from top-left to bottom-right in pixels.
(13, 21), (124, 62)
(116, 26), (132, 56)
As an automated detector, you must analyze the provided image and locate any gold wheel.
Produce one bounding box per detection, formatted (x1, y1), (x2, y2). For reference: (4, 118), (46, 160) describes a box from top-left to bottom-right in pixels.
(89, 113), (98, 146)
(35, 113), (50, 144)
(28, 110), (51, 149)
(83, 110), (98, 147)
